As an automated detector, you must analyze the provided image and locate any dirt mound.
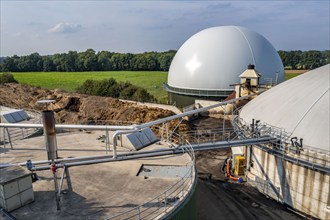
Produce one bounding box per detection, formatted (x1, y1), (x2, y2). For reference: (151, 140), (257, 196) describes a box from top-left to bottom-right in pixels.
(0, 83), (179, 126)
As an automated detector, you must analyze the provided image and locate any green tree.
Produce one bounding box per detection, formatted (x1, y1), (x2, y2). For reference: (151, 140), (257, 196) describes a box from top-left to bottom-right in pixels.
(42, 56), (55, 71)
(132, 88), (155, 102)
(1, 55), (20, 72)
(78, 49), (98, 71)
(97, 51), (113, 71)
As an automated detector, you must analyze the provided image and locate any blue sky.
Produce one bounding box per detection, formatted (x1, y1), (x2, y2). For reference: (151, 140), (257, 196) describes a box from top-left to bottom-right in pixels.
(1, 1), (329, 56)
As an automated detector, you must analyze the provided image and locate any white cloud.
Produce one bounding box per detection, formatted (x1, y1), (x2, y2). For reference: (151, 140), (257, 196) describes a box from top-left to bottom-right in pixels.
(48, 23), (82, 34)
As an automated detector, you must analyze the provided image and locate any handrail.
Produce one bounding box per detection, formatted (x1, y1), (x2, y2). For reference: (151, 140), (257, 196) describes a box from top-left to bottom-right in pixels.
(232, 115), (330, 173)
(164, 83), (233, 97)
(107, 139), (195, 220)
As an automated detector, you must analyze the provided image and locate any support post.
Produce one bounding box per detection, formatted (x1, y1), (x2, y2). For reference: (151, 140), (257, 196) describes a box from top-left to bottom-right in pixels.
(42, 110), (60, 210)
(105, 129), (109, 154)
(52, 165), (61, 210)
(65, 167), (73, 191)
(42, 110), (58, 161)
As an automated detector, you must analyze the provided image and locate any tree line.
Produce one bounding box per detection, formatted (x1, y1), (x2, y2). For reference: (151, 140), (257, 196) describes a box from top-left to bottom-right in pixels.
(0, 49), (328, 72)
(278, 50), (329, 69)
(0, 49), (176, 72)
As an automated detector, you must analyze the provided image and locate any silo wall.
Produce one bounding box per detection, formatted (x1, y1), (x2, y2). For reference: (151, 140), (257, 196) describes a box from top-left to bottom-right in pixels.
(247, 147), (330, 219)
(168, 92), (226, 108)
(163, 173), (198, 220)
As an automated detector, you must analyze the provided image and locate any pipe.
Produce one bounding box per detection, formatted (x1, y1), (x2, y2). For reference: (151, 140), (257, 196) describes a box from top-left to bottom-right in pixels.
(0, 136), (274, 169)
(112, 129), (139, 158)
(0, 123), (137, 130)
(30, 149), (176, 171)
(42, 110), (58, 161)
(226, 158), (243, 183)
(25, 137), (273, 171)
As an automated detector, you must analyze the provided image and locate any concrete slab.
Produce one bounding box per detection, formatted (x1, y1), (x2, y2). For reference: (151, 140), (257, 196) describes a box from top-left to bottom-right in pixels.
(0, 130), (194, 219)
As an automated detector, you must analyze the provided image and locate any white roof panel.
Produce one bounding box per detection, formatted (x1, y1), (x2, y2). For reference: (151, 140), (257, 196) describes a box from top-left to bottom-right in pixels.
(240, 65), (330, 151)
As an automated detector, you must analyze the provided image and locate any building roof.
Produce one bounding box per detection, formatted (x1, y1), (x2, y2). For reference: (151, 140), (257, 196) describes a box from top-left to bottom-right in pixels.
(239, 69), (261, 78)
(167, 26), (284, 91)
(240, 64), (330, 151)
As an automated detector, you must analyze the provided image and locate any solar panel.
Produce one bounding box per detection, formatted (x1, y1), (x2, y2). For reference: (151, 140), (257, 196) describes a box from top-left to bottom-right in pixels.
(143, 128), (159, 143)
(3, 114), (15, 123)
(18, 110), (29, 120)
(125, 134), (144, 150)
(135, 132), (149, 146)
(11, 112), (24, 122)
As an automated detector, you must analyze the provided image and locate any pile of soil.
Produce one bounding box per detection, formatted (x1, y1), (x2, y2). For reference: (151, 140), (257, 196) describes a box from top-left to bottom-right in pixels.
(0, 83), (180, 126)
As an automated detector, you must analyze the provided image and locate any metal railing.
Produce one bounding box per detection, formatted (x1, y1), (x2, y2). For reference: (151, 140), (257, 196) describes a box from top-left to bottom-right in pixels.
(1, 109), (41, 147)
(164, 83), (233, 97)
(179, 128), (237, 145)
(107, 140), (196, 220)
(232, 113), (330, 173)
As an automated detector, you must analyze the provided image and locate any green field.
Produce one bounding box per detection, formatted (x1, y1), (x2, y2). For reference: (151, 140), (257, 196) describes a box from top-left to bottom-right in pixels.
(285, 69), (308, 80)
(11, 70), (307, 104)
(12, 71), (168, 103)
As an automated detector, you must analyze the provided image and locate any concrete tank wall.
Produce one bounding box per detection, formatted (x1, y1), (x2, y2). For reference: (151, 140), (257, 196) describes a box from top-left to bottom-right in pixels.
(247, 147), (330, 219)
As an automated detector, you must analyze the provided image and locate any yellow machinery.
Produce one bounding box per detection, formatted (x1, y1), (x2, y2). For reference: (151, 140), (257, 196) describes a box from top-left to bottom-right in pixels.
(234, 155), (245, 176)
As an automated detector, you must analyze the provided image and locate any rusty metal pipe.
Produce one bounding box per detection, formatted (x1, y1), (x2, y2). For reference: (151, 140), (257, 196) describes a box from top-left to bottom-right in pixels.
(42, 110), (58, 161)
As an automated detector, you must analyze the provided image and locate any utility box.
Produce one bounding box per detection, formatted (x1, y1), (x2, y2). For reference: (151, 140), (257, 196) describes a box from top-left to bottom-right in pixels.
(234, 156), (245, 176)
(0, 166), (34, 212)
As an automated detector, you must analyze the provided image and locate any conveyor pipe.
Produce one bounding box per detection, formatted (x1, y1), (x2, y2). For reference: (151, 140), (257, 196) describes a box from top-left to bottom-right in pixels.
(0, 123), (137, 130)
(1, 137), (274, 170)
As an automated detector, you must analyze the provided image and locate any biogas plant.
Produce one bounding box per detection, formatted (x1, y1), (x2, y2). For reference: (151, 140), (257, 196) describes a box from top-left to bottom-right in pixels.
(1, 26), (329, 220)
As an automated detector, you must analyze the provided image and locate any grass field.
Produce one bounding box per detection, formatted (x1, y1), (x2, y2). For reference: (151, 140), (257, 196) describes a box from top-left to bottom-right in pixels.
(12, 71), (169, 103)
(285, 69), (308, 80)
(11, 70), (308, 104)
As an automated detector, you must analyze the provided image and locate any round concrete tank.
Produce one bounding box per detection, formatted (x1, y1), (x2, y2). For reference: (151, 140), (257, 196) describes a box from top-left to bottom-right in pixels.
(165, 26), (284, 107)
(239, 64), (330, 219)
(240, 64), (329, 151)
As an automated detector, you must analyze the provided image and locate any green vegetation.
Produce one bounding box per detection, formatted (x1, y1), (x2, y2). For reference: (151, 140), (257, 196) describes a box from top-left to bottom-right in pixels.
(278, 50), (329, 69)
(285, 69), (308, 80)
(0, 49), (176, 72)
(12, 71), (168, 103)
(0, 72), (18, 84)
(77, 78), (156, 102)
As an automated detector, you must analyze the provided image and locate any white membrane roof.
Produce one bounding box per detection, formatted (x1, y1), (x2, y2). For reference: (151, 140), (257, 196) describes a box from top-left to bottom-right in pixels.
(240, 65), (330, 151)
(168, 26), (284, 91)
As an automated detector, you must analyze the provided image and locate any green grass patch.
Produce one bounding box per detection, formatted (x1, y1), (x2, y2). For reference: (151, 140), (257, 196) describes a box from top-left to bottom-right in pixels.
(12, 71), (168, 104)
(285, 69), (309, 80)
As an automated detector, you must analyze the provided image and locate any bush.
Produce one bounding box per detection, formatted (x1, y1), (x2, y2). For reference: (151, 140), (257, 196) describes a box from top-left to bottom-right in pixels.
(76, 78), (157, 102)
(0, 72), (18, 84)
